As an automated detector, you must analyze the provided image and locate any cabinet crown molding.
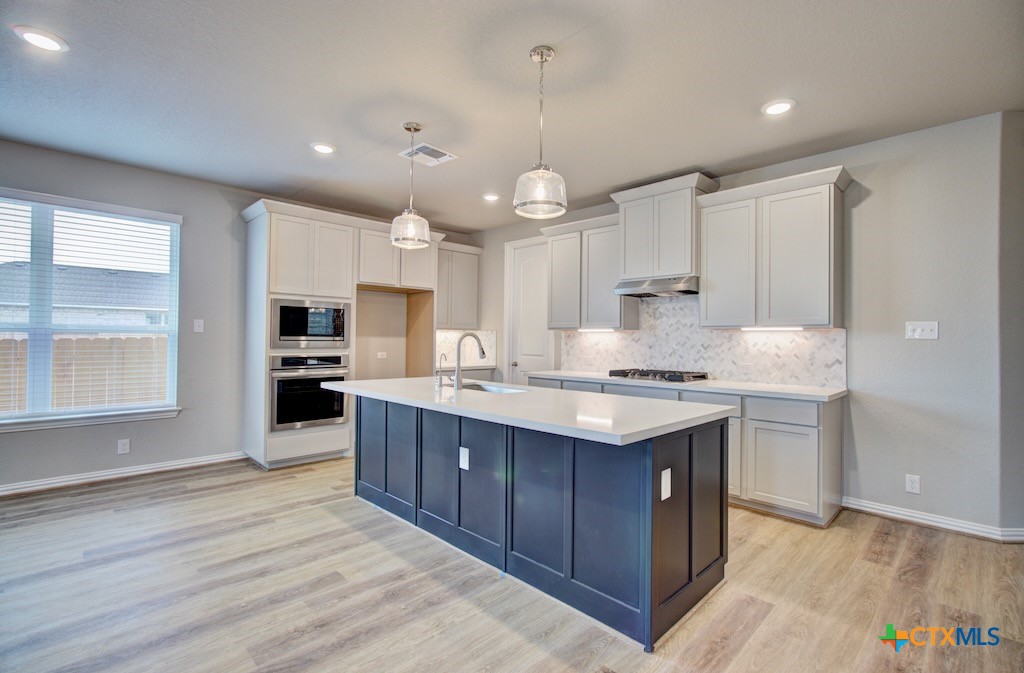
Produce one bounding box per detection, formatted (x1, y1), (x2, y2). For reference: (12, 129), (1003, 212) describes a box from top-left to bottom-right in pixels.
(610, 172), (719, 204)
(696, 166), (852, 208)
(540, 212), (618, 237)
(241, 198), (446, 241)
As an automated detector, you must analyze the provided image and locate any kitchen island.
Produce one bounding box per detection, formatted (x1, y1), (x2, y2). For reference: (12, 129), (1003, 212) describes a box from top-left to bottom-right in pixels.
(321, 377), (734, 651)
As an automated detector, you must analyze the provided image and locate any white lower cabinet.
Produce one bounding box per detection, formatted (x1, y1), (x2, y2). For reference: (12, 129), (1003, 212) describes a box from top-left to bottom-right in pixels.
(744, 419), (819, 514)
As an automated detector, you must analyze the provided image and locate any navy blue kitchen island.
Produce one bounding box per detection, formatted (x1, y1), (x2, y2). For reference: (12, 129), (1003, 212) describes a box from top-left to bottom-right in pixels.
(324, 378), (734, 652)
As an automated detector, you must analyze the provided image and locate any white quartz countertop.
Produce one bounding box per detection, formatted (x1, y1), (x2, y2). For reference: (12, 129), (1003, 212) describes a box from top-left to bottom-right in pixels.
(527, 371), (848, 402)
(323, 377), (734, 446)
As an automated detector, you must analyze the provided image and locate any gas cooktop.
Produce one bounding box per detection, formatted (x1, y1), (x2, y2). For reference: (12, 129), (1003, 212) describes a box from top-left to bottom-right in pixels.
(608, 369), (709, 383)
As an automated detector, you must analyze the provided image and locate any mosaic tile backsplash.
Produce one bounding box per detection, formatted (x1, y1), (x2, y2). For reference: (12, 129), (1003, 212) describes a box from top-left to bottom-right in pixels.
(561, 297), (846, 387)
(436, 330), (497, 369)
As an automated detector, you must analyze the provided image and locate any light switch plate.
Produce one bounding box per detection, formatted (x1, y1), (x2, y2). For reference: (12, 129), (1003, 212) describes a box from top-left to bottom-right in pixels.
(660, 468), (671, 501)
(377, 352), (387, 359)
(459, 446), (470, 471)
(117, 439), (131, 455)
(905, 321), (938, 340)
(193, 319), (204, 333)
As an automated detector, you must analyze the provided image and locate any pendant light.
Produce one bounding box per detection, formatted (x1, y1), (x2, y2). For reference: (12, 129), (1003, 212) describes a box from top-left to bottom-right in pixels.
(514, 45), (567, 219)
(390, 122), (431, 249)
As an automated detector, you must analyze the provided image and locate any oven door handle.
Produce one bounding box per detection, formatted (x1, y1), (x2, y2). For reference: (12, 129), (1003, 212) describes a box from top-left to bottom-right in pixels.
(270, 368), (349, 379)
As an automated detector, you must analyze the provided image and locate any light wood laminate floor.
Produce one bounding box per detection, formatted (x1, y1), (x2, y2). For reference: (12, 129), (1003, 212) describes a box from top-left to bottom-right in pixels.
(1, 458), (1021, 673)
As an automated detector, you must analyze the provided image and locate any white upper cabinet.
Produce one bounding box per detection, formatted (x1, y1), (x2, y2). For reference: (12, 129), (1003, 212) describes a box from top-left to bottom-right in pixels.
(582, 225), (639, 329)
(269, 215), (354, 299)
(700, 200), (757, 327)
(760, 186), (832, 326)
(619, 199), (654, 279)
(358, 229), (400, 286)
(436, 243), (481, 329)
(269, 215), (316, 295)
(400, 242), (436, 290)
(543, 215), (639, 331)
(611, 173), (719, 281)
(547, 232), (582, 329)
(313, 222), (354, 298)
(697, 166), (850, 328)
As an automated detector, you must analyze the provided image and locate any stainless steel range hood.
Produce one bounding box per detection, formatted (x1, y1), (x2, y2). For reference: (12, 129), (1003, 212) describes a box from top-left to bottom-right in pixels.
(613, 276), (699, 298)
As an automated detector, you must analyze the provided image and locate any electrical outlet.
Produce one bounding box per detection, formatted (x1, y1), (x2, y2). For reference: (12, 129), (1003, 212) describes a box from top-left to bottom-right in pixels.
(193, 319), (205, 333)
(905, 321), (938, 340)
(905, 473), (920, 494)
(117, 439), (131, 455)
(377, 352), (387, 359)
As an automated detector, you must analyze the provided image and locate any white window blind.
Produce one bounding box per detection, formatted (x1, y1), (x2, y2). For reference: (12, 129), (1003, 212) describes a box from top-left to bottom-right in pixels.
(0, 188), (181, 428)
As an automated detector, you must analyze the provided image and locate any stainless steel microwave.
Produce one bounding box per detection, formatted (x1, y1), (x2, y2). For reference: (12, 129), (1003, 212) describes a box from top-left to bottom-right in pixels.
(271, 298), (349, 349)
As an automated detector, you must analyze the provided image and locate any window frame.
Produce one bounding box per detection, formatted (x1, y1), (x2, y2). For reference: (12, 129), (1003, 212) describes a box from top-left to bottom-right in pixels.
(0, 186), (182, 433)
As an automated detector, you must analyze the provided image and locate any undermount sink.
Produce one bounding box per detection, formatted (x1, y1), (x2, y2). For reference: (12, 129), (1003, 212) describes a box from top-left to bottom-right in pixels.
(461, 383), (528, 394)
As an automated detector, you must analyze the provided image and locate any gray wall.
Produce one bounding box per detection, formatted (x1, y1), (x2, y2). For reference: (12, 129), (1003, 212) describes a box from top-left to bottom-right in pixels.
(0, 139), (257, 484)
(472, 114), (1012, 529)
(999, 111), (1024, 528)
(354, 290), (407, 379)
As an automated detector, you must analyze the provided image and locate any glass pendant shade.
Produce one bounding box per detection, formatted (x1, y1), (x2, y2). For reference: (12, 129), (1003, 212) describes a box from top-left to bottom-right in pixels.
(390, 208), (430, 249)
(513, 164), (567, 219)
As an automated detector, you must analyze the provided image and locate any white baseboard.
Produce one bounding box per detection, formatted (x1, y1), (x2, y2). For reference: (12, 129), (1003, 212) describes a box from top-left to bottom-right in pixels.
(842, 496), (1024, 543)
(0, 452), (247, 497)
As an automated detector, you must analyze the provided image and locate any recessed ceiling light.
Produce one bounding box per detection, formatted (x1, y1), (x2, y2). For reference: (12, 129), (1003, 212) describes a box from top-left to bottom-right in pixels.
(311, 143), (336, 154)
(483, 193), (500, 202)
(13, 26), (69, 52)
(761, 99), (795, 115)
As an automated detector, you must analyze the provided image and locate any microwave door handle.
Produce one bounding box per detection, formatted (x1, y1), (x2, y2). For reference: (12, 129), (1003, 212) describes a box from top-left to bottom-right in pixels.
(271, 369), (349, 379)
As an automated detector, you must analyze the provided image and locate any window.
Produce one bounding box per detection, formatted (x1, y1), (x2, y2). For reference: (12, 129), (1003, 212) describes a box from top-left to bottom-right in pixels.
(0, 188), (181, 429)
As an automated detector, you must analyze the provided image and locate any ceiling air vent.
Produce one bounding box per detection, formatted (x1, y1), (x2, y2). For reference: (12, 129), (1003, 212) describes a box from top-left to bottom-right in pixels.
(398, 142), (459, 167)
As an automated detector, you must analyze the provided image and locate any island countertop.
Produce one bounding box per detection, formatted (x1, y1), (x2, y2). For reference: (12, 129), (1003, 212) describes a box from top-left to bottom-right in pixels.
(323, 377), (734, 445)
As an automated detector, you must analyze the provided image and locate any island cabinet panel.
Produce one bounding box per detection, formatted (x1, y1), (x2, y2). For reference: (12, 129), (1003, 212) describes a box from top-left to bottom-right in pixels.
(418, 410), (507, 569)
(419, 410), (460, 525)
(508, 429), (569, 575)
(384, 403), (418, 521)
(354, 398), (418, 523)
(356, 398), (387, 494)
(652, 432), (691, 607)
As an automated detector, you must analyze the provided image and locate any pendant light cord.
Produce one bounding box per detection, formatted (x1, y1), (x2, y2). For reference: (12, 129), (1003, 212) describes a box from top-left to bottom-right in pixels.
(408, 128), (415, 211)
(538, 58), (544, 166)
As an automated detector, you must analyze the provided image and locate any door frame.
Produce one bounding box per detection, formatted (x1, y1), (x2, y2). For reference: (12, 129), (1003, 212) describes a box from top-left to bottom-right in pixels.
(503, 236), (557, 384)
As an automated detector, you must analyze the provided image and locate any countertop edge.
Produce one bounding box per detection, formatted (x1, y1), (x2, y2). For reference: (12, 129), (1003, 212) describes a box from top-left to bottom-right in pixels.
(525, 371), (848, 402)
(325, 383), (733, 445)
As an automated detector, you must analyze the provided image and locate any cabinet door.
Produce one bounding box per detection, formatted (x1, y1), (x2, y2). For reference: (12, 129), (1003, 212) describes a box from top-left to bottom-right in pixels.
(727, 417), (742, 497)
(581, 225), (626, 329)
(547, 232), (581, 329)
(699, 200), (756, 327)
(457, 418), (506, 550)
(620, 198), (654, 279)
(358, 229), (399, 286)
(759, 185), (832, 326)
(419, 410), (459, 525)
(435, 249), (452, 328)
(744, 419), (819, 514)
(269, 215), (315, 295)
(313, 223), (354, 298)
(400, 243), (436, 290)
(602, 383), (679, 400)
(356, 397), (387, 494)
(449, 251), (479, 329)
(653, 188), (695, 277)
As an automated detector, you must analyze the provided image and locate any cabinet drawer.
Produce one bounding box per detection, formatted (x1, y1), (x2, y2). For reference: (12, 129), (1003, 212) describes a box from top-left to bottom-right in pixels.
(602, 384), (679, 400)
(562, 380), (603, 393)
(680, 391), (742, 415)
(527, 377), (561, 389)
(745, 397), (818, 427)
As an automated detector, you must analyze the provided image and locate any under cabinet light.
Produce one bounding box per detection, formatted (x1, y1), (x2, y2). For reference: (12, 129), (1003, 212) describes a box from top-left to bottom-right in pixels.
(578, 328), (614, 333)
(740, 326), (804, 332)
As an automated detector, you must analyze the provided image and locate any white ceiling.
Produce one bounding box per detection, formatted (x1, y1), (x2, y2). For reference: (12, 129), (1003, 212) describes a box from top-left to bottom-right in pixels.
(2, 0), (1022, 233)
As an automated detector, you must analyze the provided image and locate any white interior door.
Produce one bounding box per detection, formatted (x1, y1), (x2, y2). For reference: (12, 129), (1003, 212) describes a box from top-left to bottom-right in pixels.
(505, 238), (554, 384)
